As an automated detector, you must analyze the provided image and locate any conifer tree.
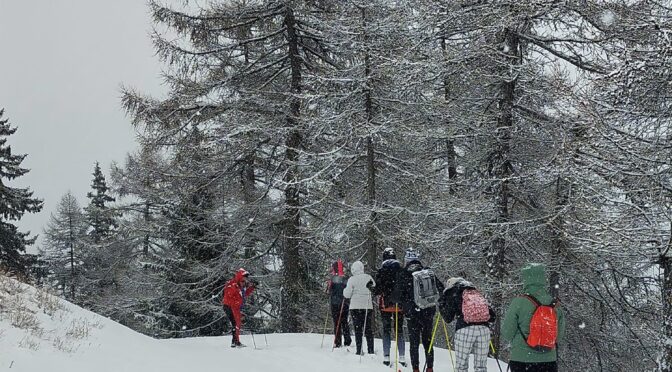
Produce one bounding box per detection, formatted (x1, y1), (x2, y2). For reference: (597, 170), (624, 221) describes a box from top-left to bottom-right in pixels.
(85, 162), (116, 243)
(0, 109), (43, 274)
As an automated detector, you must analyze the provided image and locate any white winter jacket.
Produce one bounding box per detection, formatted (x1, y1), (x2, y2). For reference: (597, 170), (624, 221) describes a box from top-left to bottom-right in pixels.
(343, 261), (375, 310)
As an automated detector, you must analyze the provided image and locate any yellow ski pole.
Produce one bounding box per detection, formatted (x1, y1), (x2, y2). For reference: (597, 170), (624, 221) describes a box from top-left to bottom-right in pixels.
(441, 318), (456, 371)
(428, 312), (441, 353)
(395, 305), (399, 372)
(490, 340), (504, 372)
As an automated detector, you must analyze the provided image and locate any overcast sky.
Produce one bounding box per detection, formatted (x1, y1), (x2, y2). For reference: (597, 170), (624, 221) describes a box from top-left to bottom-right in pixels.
(0, 1), (165, 250)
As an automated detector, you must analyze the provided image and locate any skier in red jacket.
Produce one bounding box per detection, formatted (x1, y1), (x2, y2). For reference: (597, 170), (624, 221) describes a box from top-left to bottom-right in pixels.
(222, 268), (257, 347)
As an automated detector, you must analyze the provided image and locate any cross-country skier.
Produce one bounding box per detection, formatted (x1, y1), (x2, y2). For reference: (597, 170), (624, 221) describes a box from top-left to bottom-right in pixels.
(373, 247), (406, 367)
(222, 268), (257, 347)
(392, 248), (444, 372)
(327, 259), (352, 348)
(438, 277), (496, 372)
(501, 263), (566, 372)
(343, 260), (376, 355)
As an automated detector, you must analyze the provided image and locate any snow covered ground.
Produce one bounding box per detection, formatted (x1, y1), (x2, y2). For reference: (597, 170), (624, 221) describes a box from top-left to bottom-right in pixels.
(0, 275), (505, 371)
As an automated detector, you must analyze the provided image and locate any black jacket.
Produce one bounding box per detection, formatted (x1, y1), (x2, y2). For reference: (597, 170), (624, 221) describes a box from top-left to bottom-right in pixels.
(329, 275), (348, 306)
(391, 260), (444, 318)
(438, 281), (495, 332)
(373, 259), (402, 309)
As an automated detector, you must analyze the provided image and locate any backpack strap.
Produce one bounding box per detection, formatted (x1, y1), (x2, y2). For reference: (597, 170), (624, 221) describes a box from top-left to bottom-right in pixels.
(523, 294), (559, 308)
(523, 294), (540, 307)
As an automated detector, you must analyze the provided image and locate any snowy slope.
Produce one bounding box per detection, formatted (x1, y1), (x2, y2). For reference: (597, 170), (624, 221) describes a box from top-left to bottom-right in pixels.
(0, 276), (506, 372)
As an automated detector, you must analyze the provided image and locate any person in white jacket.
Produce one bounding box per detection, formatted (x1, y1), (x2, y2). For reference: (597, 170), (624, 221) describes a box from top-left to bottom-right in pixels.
(343, 260), (376, 355)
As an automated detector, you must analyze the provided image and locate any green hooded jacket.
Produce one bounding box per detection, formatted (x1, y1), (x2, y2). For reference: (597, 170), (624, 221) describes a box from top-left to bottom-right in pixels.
(501, 263), (566, 363)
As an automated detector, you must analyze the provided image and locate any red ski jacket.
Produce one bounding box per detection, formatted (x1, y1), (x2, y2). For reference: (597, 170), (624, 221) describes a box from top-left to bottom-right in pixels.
(222, 268), (255, 309)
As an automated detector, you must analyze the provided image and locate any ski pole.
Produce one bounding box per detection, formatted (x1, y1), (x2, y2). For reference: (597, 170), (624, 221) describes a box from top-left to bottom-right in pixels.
(360, 308), (370, 363)
(490, 340), (504, 372)
(423, 313), (440, 372)
(321, 304), (330, 348)
(332, 299), (346, 351)
(428, 311), (441, 353)
(441, 318), (455, 371)
(394, 305), (399, 372)
(250, 326), (257, 349)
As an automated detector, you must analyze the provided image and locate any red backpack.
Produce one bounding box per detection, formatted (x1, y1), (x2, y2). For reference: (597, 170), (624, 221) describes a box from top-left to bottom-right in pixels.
(522, 295), (558, 351)
(461, 289), (491, 323)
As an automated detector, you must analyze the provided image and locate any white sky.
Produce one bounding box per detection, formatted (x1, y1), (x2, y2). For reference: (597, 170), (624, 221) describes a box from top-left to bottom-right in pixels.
(0, 1), (166, 250)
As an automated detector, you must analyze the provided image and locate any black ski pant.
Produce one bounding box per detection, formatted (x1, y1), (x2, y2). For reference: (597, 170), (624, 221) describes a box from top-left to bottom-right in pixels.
(331, 302), (351, 347)
(350, 309), (374, 354)
(407, 309), (435, 369)
(223, 305), (240, 343)
(509, 361), (558, 372)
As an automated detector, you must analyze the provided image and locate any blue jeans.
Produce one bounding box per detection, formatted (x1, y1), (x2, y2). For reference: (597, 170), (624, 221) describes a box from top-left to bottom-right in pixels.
(381, 310), (405, 357)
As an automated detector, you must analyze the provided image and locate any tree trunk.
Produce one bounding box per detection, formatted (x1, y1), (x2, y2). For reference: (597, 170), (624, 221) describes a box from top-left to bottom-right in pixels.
(69, 213), (75, 301)
(550, 176), (569, 299)
(280, 5), (306, 333)
(441, 37), (457, 193)
(362, 6), (378, 273)
(242, 154), (256, 259)
(661, 234), (672, 372)
(143, 201), (150, 258)
(487, 26), (518, 353)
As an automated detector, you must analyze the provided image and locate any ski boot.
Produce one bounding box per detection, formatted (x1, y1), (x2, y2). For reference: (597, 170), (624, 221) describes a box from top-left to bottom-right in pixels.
(383, 355), (390, 366)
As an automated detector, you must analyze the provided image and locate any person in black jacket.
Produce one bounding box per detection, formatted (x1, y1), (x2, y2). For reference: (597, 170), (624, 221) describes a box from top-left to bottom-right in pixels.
(392, 248), (444, 372)
(373, 248), (406, 366)
(438, 277), (496, 372)
(327, 259), (351, 348)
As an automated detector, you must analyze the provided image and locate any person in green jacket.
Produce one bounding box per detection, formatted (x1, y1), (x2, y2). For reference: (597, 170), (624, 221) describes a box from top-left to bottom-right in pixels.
(501, 263), (565, 372)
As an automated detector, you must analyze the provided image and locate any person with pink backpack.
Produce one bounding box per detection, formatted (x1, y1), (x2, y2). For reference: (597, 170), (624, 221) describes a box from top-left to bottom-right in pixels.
(438, 277), (496, 372)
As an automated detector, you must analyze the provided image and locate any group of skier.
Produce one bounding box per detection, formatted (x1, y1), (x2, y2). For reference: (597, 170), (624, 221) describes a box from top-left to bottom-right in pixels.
(327, 248), (565, 372)
(219, 247), (565, 372)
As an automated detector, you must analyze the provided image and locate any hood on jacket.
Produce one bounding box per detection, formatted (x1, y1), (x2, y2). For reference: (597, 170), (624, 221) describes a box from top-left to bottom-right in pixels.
(331, 260), (345, 277)
(521, 263), (552, 303)
(234, 268), (250, 282)
(351, 261), (365, 275)
(381, 258), (401, 269)
(445, 277), (472, 290)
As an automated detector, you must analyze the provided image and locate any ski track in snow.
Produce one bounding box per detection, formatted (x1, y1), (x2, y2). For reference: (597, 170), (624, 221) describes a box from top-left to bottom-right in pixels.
(0, 276), (505, 371)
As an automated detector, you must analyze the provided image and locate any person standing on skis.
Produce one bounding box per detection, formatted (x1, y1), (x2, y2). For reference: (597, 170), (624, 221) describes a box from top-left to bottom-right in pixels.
(343, 260), (376, 355)
(222, 268), (257, 347)
(392, 248), (443, 372)
(438, 277), (496, 372)
(373, 248), (406, 367)
(327, 259), (352, 348)
(501, 263), (565, 372)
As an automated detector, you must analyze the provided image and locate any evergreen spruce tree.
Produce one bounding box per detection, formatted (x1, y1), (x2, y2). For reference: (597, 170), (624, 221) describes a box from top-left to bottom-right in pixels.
(0, 109), (43, 274)
(85, 162), (116, 243)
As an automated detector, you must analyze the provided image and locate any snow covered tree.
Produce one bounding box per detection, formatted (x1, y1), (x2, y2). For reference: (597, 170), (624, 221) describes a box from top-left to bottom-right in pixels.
(0, 109), (43, 275)
(85, 162), (117, 243)
(40, 191), (87, 300)
(123, 0), (341, 333)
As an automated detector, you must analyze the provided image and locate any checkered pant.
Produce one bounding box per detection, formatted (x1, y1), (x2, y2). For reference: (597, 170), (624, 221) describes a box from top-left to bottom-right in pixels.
(454, 325), (490, 372)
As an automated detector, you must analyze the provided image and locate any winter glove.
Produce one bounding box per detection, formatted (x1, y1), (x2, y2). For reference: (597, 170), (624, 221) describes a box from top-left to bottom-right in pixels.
(366, 280), (374, 290)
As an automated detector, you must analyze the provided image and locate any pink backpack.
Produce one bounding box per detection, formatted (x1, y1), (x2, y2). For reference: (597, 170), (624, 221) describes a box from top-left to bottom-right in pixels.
(462, 289), (490, 323)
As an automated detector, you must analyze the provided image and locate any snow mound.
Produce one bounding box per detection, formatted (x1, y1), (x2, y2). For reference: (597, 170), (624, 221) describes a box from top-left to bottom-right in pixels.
(0, 275), (505, 371)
